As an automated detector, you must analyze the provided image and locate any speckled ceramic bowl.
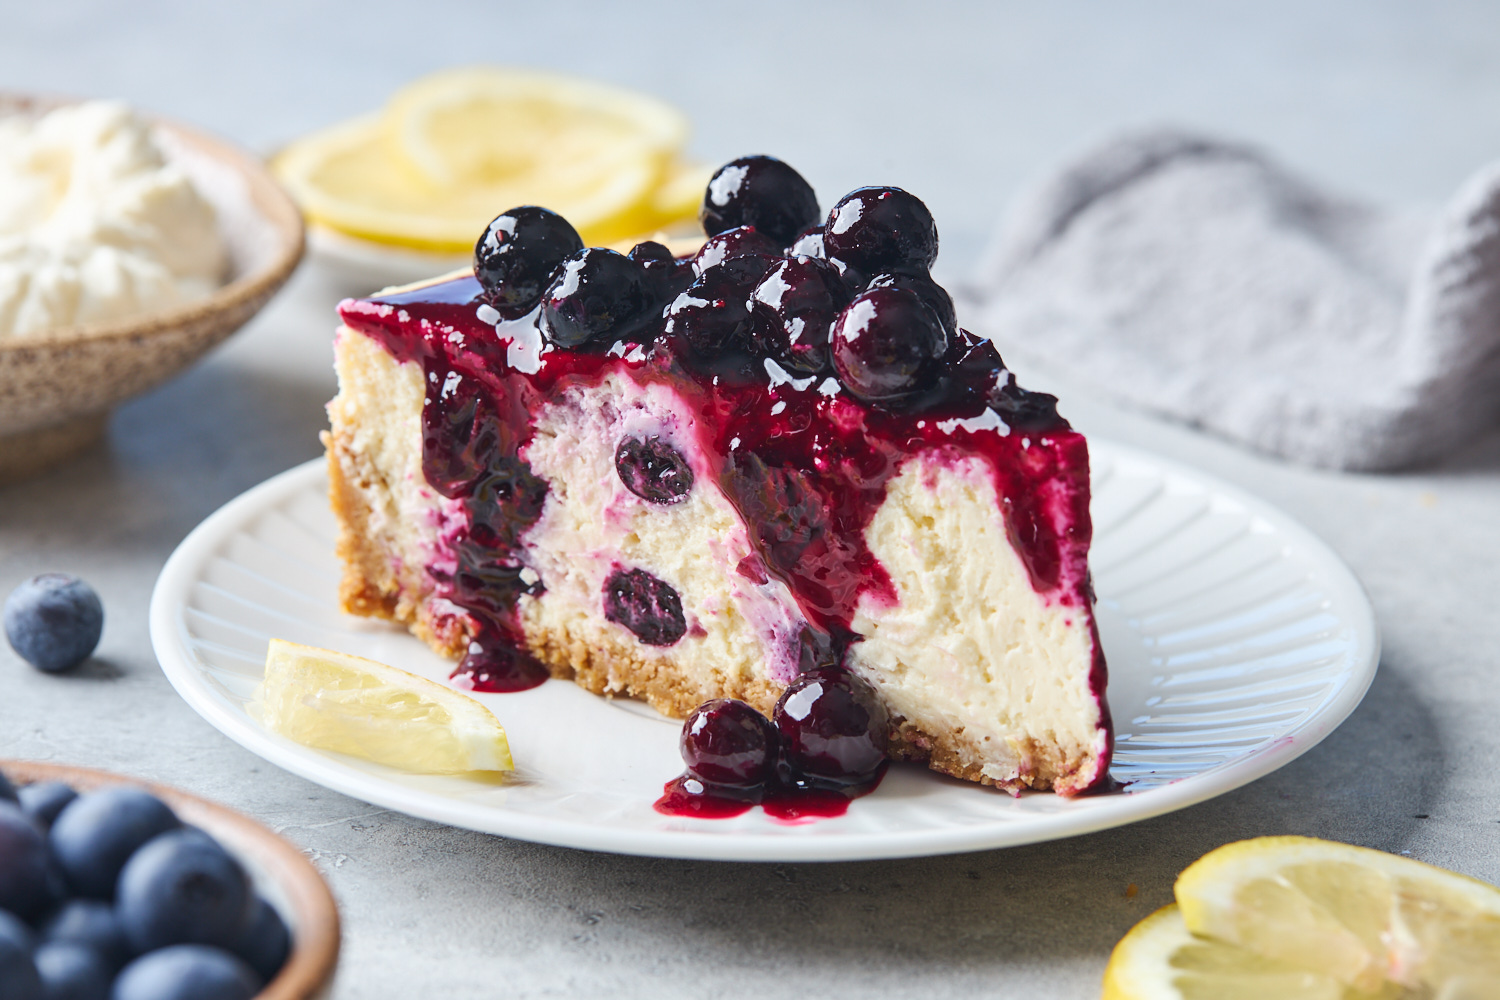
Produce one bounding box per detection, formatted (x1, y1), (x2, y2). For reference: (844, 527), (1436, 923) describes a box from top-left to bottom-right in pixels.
(0, 94), (304, 482)
(1, 759), (340, 1000)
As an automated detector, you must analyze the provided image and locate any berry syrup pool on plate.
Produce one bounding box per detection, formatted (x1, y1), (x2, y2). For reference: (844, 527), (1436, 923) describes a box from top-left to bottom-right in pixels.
(654, 670), (889, 822)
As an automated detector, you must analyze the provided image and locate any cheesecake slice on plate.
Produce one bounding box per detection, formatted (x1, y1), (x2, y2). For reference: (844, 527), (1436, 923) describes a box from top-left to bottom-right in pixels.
(323, 157), (1111, 795)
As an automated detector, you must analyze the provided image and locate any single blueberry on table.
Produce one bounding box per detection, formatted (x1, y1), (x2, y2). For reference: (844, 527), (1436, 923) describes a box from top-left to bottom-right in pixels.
(3, 574), (104, 673)
(18, 781), (77, 830)
(0, 772), (16, 803)
(49, 787), (180, 900)
(33, 942), (110, 1000)
(112, 945), (261, 1000)
(700, 155), (820, 247)
(231, 896), (291, 985)
(0, 803), (53, 920)
(474, 206), (584, 318)
(680, 700), (780, 787)
(117, 828), (253, 954)
(42, 900), (131, 971)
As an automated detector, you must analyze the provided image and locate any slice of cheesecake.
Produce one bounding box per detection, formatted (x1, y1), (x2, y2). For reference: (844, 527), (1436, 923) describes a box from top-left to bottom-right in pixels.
(323, 160), (1111, 795)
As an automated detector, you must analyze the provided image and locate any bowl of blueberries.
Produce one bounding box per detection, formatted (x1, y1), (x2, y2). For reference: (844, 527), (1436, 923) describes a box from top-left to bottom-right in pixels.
(0, 760), (339, 1000)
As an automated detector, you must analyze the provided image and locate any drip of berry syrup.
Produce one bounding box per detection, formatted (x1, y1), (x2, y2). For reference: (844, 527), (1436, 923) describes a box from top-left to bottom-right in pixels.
(654, 765), (887, 823)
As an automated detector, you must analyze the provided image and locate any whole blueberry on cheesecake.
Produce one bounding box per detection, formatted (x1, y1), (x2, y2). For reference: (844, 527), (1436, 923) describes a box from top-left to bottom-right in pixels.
(749, 255), (850, 374)
(539, 247), (653, 347)
(474, 206), (584, 318)
(700, 155), (820, 248)
(691, 226), (780, 285)
(823, 186), (939, 280)
(830, 286), (948, 402)
(866, 269), (956, 337)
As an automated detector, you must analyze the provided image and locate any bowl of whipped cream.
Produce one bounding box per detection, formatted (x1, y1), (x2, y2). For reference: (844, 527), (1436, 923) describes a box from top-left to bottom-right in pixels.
(0, 94), (304, 481)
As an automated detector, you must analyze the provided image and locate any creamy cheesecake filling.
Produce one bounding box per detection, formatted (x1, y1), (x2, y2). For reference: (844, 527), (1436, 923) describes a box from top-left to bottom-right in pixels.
(851, 454), (1107, 792)
(519, 372), (811, 710)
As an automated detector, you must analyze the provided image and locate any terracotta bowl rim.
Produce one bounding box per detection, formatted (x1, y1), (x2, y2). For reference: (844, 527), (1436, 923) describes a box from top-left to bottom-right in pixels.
(1, 758), (340, 1000)
(0, 91), (306, 351)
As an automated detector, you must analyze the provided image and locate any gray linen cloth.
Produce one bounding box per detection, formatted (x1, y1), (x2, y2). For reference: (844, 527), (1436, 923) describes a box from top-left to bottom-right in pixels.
(965, 130), (1500, 470)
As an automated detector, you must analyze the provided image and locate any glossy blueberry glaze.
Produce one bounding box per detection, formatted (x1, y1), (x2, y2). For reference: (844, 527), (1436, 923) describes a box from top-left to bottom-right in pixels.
(653, 766), (886, 821)
(338, 272), (1096, 698)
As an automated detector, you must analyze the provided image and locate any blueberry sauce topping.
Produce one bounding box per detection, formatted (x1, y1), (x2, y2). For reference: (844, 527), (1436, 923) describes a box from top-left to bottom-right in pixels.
(824, 186), (938, 277)
(603, 567), (687, 647)
(700, 155), (820, 247)
(749, 255), (850, 375)
(540, 247), (653, 347)
(615, 436), (694, 504)
(337, 157), (1093, 706)
(830, 286), (948, 402)
(475, 207), (584, 319)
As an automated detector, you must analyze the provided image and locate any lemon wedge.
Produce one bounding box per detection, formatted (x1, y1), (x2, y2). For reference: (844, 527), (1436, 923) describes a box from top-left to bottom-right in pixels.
(1102, 905), (1355, 1000)
(1102, 837), (1500, 999)
(255, 638), (512, 774)
(273, 66), (695, 252)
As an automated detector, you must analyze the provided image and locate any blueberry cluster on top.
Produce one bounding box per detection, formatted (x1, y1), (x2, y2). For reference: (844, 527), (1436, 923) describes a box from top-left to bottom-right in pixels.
(0, 776), (289, 1000)
(473, 155), (972, 407)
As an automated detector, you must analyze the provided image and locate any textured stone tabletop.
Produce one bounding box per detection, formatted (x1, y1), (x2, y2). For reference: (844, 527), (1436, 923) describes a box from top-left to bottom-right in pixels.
(4, 3), (1499, 996)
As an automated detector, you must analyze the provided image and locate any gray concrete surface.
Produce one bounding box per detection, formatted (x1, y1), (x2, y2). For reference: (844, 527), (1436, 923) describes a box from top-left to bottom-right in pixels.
(3, 3), (1499, 996)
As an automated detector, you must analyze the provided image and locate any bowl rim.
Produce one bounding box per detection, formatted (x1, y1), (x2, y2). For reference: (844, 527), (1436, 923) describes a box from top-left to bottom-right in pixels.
(2, 758), (340, 1000)
(0, 92), (306, 351)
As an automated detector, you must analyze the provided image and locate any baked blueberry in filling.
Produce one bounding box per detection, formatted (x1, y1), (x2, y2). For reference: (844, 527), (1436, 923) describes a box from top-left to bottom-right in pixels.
(615, 436), (694, 504)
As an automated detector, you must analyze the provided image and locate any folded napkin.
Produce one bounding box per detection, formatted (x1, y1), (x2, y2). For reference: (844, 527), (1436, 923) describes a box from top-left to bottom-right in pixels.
(966, 129), (1500, 470)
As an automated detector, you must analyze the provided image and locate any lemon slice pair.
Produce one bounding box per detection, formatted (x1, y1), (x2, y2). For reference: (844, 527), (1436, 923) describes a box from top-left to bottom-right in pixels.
(1104, 837), (1500, 998)
(255, 638), (511, 774)
(273, 67), (708, 251)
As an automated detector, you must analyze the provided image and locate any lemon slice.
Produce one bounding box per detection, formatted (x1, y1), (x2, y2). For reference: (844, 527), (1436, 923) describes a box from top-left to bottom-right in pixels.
(272, 67), (691, 252)
(255, 638), (512, 774)
(1102, 905), (1355, 1000)
(1104, 837), (1500, 999)
(386, 66), (686, 188)
(1175, 836), (1500, 995)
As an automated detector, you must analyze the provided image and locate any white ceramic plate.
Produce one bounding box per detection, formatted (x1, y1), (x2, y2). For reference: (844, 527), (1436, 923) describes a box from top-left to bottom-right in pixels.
(150, 442), (1378, 861)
